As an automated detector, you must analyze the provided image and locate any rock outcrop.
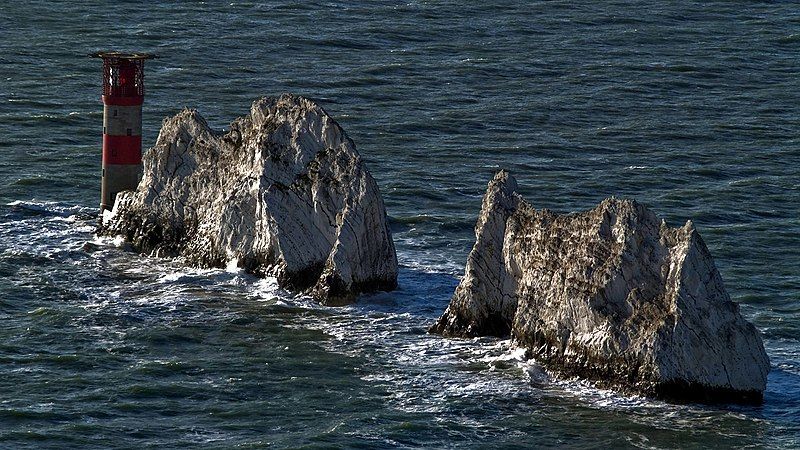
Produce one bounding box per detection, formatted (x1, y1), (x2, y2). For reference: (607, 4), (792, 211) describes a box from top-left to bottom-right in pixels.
(432, 171), (770, 404)
(100, 94), (398, 305)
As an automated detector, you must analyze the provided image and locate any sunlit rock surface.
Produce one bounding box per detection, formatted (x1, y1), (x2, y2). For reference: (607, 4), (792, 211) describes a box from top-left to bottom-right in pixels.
(432, 170), (769, 404)
(100, 94), (398, 305)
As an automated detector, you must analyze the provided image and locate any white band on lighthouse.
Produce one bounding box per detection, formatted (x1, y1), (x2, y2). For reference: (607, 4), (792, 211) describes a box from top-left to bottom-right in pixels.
(103, 105), (142, 136)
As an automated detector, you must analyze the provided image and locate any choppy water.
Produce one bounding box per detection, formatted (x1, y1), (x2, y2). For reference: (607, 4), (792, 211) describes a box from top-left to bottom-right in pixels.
(1, 1), (799, 448)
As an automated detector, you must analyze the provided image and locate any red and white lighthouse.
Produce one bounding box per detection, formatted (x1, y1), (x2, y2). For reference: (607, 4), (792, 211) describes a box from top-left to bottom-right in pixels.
(90, 51), (155, 212)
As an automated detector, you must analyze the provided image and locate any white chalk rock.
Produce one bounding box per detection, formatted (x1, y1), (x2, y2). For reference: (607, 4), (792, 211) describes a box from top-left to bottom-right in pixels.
(101, 94), (398, 305)
(432, 170), (770, 404)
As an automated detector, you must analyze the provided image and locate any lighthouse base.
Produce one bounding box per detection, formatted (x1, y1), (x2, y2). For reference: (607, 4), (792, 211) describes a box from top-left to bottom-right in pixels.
(101, 164), (142, 211)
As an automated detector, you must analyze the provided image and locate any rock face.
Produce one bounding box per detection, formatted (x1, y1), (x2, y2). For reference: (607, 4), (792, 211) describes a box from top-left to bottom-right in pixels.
(432, 171), (770, 404)
(100, 94), (398, 305)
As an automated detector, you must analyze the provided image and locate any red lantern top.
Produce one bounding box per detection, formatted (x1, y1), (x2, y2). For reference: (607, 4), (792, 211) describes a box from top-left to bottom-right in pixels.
(90, 52), (155, 105)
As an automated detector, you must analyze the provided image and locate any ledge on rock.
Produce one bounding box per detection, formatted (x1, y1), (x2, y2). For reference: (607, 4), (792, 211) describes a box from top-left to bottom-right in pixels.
(431, 170), (770, 404)
(99, 94), (398, 305)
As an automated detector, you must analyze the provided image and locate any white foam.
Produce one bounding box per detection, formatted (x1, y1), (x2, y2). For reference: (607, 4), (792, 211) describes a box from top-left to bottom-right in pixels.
(225, 257), (241, 273)
(112, 235), (126, 248)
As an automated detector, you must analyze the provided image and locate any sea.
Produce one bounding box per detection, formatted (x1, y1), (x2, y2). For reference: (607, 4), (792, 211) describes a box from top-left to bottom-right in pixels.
(0, 1), (798, 448)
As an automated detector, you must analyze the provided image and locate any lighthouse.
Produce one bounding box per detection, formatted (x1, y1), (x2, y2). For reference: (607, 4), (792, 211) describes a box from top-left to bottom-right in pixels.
(90, 51), (155, 212)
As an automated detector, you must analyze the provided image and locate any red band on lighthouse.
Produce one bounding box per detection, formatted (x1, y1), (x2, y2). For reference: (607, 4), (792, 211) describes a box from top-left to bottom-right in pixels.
(102, 135), (142, 165)
(102, 95), (144, 106)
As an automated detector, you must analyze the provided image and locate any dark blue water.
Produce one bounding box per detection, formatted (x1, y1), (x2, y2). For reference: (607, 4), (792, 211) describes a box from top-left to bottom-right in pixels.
(1, 1), (799, 448)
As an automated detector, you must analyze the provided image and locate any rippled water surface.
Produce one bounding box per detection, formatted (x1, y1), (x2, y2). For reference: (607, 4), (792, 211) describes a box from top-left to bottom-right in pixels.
(1, 1), (799, 448)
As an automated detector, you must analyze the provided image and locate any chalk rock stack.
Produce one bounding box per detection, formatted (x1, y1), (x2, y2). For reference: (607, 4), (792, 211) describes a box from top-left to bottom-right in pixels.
(100, 94), (398, 305)
(432, 171), (770, 403)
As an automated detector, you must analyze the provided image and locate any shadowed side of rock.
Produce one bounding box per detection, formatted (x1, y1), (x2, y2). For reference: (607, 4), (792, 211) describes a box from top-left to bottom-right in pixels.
(432, 170), (770, 404)
(99, 94), (398, 305)
(429, 170), (520, 337)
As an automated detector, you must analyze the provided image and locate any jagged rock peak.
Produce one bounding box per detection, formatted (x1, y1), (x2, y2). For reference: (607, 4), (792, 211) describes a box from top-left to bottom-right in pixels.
(432, 170), (770, 404)
(100, 94), (398, 305)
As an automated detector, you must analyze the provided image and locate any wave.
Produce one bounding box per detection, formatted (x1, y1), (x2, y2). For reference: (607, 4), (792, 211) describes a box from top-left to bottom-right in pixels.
(5, 199), (92, 217)
(776, 34), (800, 44)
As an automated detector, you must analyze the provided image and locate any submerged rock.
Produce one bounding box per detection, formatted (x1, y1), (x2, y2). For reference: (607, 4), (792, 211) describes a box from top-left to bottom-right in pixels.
(100, 94), (398, 305)
(432, 170), (770, 404)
